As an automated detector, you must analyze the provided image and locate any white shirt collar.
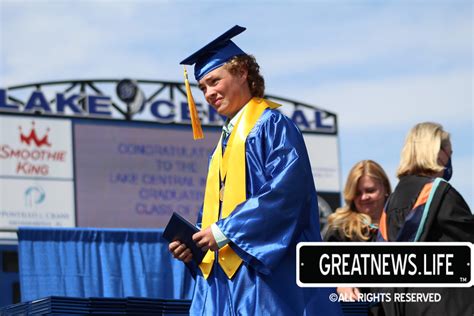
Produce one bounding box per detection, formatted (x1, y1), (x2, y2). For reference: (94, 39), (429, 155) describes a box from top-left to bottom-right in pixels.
(223, 104), (246, 135)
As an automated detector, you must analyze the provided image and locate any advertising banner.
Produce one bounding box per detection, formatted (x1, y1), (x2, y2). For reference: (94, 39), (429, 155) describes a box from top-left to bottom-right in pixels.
(0, 117), (73, 179)
(0, 178), (75, 229)
(0, 116), (75, 230)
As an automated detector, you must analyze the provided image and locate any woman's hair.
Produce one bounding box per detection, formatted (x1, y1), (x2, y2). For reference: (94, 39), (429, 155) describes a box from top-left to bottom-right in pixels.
(224, 54), (265, 98)
(327, 160), (391, 241)
(396, 122), (451, 178)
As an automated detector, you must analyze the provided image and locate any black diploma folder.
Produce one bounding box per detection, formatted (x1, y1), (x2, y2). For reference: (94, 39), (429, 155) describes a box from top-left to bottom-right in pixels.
(163, 212), (206, 264)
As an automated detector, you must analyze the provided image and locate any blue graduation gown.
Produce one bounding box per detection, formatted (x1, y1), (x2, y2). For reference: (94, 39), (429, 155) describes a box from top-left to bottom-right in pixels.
(190, 109), (343, 315)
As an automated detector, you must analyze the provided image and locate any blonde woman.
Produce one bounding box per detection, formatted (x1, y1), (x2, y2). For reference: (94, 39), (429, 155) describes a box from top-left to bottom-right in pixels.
(324, 160), (391, 312)
(379, 121), (472, 242)
(378, 122), (473, 316)
(325, 160), (391, 242)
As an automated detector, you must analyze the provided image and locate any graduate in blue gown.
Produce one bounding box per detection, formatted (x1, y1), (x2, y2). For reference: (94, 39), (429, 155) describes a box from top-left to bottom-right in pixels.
(169, 25), (342, 316)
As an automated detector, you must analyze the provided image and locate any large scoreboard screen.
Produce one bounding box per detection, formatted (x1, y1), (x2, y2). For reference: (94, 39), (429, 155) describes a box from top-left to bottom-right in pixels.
(74, 121), (219, 227)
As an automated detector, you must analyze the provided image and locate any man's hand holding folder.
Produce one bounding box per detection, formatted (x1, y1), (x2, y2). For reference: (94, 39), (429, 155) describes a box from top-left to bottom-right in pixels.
(164, 212), (217, 265)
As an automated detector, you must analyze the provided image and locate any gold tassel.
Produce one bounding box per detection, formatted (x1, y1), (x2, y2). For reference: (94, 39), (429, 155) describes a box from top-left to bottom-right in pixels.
(184, 67), (204, 140)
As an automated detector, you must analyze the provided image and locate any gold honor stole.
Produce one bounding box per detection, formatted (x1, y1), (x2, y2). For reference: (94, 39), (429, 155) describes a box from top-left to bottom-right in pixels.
(199, 97), (280, 279)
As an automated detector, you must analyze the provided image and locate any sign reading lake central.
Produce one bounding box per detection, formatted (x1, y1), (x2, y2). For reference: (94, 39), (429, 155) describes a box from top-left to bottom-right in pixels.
(1, 79), (341, 233)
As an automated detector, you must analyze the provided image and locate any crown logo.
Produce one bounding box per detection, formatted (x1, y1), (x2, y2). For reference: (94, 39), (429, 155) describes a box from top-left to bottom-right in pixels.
(19, 121), (51, 147)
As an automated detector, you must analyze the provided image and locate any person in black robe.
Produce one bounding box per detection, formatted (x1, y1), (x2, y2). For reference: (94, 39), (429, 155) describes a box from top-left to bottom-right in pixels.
(378, 122), (474, 316)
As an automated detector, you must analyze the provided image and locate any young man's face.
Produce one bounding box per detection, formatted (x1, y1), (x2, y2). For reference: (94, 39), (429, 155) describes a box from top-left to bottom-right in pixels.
(198, 65), (248, 118)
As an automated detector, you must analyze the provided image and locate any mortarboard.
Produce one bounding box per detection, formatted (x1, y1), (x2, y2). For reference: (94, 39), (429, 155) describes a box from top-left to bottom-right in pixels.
(180, 25), (247, 81)
(180, 25), (247, 140)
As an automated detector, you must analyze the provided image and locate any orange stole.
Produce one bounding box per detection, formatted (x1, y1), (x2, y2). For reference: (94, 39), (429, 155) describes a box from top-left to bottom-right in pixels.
(378, 182), (434, 241)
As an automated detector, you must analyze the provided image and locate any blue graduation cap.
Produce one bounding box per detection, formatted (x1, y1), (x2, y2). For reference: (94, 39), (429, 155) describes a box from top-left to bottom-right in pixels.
(180, 25), (247, 81)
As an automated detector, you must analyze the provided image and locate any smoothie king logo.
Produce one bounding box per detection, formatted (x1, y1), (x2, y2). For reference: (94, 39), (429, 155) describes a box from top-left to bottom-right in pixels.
(19, 121), (51, 147)
(0, 120), (67, 176)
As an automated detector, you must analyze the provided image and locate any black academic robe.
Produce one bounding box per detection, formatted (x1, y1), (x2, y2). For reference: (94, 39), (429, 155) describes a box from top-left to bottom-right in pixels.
(379, 175), (474, 316)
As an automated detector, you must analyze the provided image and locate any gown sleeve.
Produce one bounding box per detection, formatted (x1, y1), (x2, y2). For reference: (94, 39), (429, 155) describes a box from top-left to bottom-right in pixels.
(216, 110), (320, 274)
(433, 186), (474, 242)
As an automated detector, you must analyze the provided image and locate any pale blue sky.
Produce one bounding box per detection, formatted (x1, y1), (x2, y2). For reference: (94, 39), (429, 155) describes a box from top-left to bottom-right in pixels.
(1, 0), (472, 207)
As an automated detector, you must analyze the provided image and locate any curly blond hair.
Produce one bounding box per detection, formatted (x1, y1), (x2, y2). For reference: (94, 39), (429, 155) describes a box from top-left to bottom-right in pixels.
(224, 54), (265, 98)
